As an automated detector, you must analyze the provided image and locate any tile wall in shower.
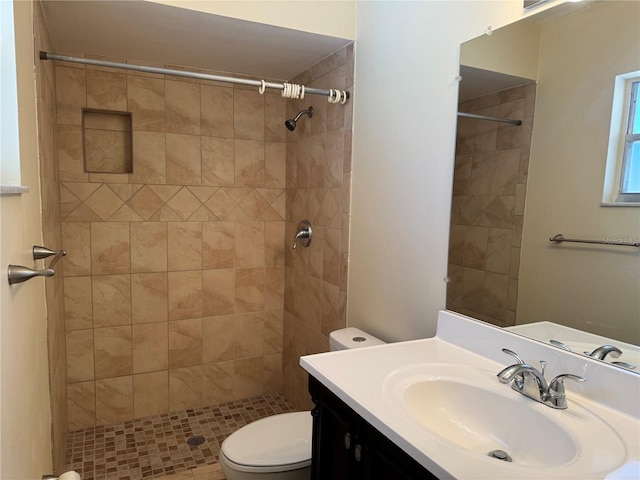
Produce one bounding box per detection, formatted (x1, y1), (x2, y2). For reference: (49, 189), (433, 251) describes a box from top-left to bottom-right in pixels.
(56, 53), (288, 430)
(33, 1), (68, 471)
(282, 45), (355, 409)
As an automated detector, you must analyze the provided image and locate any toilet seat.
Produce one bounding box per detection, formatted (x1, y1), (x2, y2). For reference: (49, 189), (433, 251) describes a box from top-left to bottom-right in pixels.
(220, 411), (312, 473)
(219, 449), (310, 474)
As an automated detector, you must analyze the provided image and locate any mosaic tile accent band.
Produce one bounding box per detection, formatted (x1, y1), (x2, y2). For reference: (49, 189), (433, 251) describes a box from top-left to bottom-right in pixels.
(66, 394), (294, 480)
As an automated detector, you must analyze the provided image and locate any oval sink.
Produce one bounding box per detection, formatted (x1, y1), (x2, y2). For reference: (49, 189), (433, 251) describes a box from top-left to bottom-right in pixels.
(404, 379), (575, 466)
(384, 363), (627, 475)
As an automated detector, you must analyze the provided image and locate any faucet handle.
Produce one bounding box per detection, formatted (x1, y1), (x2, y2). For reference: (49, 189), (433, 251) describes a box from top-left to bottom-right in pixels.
(549, 374), (585, 397)
(547, 374), (585, 409)
(502, 348), (525, 364)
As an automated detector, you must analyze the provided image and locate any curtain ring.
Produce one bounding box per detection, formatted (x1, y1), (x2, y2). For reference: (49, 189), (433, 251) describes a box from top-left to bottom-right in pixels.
(282, 83), (288, 97)
(328, 89), (334, 103)
(340, 90), (348, 104)
(259, 80), (266, 95)
(300, 85), (305, 99)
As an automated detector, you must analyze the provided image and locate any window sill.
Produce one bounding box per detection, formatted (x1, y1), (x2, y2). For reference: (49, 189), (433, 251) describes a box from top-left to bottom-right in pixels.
(0, 185), (29, 195)
(600, 201), (640, 208)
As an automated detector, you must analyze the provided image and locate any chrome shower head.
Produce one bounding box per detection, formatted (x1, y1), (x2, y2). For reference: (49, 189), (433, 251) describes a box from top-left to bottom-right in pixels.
(285, 107), (313, 131)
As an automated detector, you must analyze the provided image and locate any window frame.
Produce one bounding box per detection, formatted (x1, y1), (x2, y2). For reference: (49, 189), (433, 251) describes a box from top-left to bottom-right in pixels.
(602, 71), (640, 206)
(0, 0), (26, 194)
(617, 80), (640, 202)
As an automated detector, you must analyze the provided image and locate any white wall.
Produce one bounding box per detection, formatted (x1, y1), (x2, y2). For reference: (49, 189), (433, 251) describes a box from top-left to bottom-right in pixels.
(460, 19), (541, 81)
(348, 1), (537, 342)
(148, 0), (357, 40)
(0, 1), (52, 477)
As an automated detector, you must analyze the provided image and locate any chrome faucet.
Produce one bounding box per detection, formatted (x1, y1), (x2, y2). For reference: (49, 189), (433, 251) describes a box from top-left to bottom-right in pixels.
(585, 345), (622, 360)
(497, 349), (585, 409)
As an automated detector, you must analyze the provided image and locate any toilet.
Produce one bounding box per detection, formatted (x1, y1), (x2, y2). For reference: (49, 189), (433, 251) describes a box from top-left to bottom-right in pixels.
(219, 327), (385, 480)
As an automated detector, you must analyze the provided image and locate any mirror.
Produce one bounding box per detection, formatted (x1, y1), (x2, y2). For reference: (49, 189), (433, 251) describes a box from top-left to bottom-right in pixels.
(447, 1), (640, 371)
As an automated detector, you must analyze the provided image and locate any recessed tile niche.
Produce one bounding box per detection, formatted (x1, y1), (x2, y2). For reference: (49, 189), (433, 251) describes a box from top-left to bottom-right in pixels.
(82, 109), (133, 173)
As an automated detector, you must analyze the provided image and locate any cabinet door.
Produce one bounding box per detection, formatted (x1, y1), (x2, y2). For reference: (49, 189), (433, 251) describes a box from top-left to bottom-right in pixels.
(309, 377), (360, 480)
(310, 389), (357, 479)
(309, 376), (439, 480)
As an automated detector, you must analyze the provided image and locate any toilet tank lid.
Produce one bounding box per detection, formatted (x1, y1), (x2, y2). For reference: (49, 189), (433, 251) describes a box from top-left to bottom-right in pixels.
(221, 411), (312, 467)
(330, 327), (386, 350)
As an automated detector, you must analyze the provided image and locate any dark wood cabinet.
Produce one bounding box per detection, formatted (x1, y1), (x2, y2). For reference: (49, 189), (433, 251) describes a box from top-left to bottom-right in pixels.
(309, 375), (440, 480)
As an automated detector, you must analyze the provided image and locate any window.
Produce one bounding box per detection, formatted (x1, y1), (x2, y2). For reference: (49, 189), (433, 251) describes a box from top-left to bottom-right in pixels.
(603, 71), (640, 205)
(0, 1), (21, 191)
(619, 80), (639, 200)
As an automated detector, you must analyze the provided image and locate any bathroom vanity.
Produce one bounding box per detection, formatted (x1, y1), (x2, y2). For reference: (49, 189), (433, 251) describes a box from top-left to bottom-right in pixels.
(301, 311), (640, 479)
(308, 375), (436, 479)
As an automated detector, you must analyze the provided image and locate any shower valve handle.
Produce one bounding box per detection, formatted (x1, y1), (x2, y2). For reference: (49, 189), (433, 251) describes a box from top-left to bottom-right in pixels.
(292, 220), (312, 249)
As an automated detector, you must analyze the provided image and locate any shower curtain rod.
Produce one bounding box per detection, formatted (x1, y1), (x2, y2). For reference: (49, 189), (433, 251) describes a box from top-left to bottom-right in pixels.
(457, 111), (522, 126)
(39, 52), (350, 102)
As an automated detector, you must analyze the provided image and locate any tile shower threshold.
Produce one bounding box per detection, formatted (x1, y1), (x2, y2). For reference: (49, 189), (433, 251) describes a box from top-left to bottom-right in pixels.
(65, 393), (295, 480)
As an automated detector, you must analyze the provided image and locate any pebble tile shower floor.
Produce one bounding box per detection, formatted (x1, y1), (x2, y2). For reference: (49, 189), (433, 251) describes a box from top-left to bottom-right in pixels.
(66, 394), (295, 480)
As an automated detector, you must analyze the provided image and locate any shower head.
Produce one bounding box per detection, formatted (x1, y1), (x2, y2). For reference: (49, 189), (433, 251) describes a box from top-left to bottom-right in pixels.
(285, 107), (313, 131)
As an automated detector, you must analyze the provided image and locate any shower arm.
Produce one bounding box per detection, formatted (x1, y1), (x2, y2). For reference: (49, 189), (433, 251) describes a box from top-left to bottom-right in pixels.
(293, 110), (312, 122)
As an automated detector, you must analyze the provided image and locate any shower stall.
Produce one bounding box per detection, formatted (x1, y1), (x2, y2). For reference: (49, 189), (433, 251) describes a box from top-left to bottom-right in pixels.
(31, 1), (355, 478)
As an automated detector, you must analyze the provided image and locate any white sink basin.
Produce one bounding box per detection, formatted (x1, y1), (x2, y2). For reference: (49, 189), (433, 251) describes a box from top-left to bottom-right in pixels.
(385, 364), (626, 474)
(404, 379), (576, 466)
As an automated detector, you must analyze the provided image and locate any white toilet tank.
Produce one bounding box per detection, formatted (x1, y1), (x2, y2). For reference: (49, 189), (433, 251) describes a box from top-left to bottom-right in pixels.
(329, 327), (385, 351)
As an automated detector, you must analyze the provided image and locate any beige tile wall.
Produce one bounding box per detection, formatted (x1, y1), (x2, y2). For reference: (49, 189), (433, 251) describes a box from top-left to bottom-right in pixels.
(34, 1), (67, 471)
(447, 83), (536, 327)
(283, 45), (355, 410)
(57, 54), (288, 430)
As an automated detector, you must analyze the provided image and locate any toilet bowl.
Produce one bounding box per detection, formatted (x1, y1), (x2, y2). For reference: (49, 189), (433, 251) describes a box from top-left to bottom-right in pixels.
(219, 327), (385, 479)
(218, 411), (312, 480)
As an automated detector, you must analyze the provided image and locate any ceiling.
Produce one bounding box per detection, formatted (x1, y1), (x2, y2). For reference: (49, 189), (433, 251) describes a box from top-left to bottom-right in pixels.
(458, 66), (535, 104)
(456, 1), (600, 104)
(41, 1), (352, 80)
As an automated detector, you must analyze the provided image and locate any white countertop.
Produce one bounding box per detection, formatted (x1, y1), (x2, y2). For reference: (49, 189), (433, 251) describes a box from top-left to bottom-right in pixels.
(300, 310), (640, 479)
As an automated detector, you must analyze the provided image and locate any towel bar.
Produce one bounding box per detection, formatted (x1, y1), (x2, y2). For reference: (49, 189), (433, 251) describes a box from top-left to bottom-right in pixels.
(549, 233), (640, 248)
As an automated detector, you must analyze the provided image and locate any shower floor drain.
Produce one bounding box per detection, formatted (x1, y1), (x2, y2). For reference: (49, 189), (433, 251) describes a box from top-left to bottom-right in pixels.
(186, 435), (206, 447)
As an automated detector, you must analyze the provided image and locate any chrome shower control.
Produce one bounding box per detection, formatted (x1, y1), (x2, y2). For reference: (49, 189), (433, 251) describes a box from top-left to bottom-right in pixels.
(292, 220), (312, 249)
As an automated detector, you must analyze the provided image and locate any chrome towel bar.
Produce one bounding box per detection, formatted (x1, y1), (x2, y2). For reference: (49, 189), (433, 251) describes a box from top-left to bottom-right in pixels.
(7, 246), (67, 285)
(549, 233), (640, 248)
